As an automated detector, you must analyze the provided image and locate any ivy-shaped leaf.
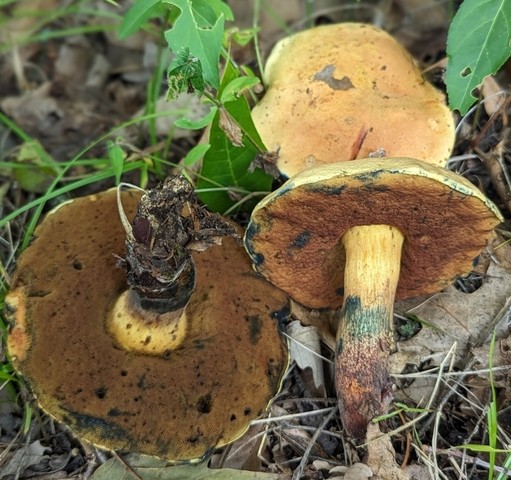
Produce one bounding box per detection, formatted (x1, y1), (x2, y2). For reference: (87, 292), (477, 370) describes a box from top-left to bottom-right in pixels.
(446, 0), (511, 114)
(164, 0), (231, 90)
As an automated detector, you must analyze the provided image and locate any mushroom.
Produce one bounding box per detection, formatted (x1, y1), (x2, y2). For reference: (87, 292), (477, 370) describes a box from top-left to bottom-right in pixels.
(244, 157), (502, 438)
(5, 181), (289, 462)
(251, 23), (455, 177)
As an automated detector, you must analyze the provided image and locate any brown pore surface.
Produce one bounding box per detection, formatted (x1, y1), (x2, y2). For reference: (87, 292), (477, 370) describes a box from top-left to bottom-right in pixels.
(5, 190), (289, 462)
(252, 23), (454, 177)
(244, 159), (501, 310)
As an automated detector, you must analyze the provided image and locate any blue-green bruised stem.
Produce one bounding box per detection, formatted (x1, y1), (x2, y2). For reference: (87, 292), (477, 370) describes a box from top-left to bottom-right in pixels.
(335, 224), (404, 440)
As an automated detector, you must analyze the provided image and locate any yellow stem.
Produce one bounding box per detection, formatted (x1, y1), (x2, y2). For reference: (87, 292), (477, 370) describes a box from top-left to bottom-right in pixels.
(335, 224), (404, 439)
(107, 289), (188, 356)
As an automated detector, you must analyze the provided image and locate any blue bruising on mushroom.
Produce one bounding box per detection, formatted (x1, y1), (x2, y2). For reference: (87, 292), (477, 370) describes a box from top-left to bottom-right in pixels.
(343, 295), (362, 316)
(272, 303), (291, 331)
(272, 182), (295, 198)
(336, 337), (343, 356)
(244, 222), (265, 266)
(246, 315), (262, 345)
(290, 231), (311, 249)
(107, 408), (136, 417)
(336, 296), (363, 356)
(307, 184), (347, 196)
(63, 409), (132, 442)
(355, 169), (386, 182)
(339, 294), (390, 345)
(360, 183), (390, 193)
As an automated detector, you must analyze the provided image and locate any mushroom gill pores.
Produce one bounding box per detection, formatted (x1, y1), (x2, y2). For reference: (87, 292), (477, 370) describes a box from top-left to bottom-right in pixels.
(5, 187), (289, 462)
(244, 157), (502, 439)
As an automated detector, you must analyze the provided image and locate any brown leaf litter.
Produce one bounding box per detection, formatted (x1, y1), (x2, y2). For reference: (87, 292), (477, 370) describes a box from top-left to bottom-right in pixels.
(1, 0), (511, 479)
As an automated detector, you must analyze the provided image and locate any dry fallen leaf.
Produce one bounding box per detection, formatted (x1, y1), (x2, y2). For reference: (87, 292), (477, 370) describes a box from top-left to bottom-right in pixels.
(219, 107), (244, 147)
(492, 235), (511, 269)
(90, 453), (283, 480)
(287, 320), (326, 394)
(365, 424), (408, 480)
(209, 424), (268, 472)
(122, 94), (210, 142)
(390, 262), (511, 403)
(343, 462), (374, 480)
(0, 440), (49, 480)
(481, 75), (507, 116)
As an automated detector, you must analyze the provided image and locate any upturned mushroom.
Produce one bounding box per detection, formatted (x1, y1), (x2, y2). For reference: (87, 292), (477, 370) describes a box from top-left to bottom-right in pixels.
(5, 177), (289, 462)
(252, 23), (455, 177)
(244, 157), (502, 438)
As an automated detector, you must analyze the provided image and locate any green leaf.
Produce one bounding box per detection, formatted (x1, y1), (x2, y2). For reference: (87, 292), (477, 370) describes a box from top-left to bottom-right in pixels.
(167, 47), (206, 98)
(183, 142), (210, 167)
(91, 454), (282, 479)
(446, 0), (511, 114)
(220, 76), (261, 103)
(197, 63), (272, 213)
(107, 141), (127, 185)
(192, 0), (233, 23)
(227, 27), (257, 47)
(119, 0), (163, 39)
(174, 105), (217, 129)
(456, 444), (511, 454)
(164, 0), (228, 90)
(12, 141), (58, 193)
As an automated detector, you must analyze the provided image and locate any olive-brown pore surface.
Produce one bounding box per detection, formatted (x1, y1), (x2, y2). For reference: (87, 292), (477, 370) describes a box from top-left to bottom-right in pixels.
(247, 169), (500, 310)
(5, 190), (288, 462)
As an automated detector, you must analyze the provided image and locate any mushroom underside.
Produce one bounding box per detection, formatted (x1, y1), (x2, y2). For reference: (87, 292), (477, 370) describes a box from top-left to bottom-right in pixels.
(245, 158), (501, 310)
(6, 190), (288, 462)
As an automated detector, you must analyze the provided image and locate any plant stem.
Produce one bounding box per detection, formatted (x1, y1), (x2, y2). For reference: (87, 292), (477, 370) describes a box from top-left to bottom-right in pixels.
(335, 224), (404, 439)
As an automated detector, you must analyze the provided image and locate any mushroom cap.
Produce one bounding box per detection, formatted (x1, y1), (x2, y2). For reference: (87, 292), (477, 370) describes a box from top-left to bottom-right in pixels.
(252, 23), (455, 177)
(6, 189), (289, 462)
(244, 157), (502, 310)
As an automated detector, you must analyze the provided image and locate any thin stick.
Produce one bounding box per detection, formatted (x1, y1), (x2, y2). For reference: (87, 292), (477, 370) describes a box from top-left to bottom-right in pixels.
(251, 407), (335, 425)
(292, 406), (338, 480)
(115, 182), (146, 243)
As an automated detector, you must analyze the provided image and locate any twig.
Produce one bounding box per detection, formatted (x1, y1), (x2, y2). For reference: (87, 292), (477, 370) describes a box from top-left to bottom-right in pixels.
(251, 407), (335, 425)
(292, 406), (337, 480)
(397, 410), (411, 468)
(418, 357), (478, 437)
(112, 451), (144, 480)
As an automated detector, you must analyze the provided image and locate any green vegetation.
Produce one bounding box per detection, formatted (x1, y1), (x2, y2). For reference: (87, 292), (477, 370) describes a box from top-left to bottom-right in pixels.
(446, 0), (511, 114)
(0, 1), (510, 477)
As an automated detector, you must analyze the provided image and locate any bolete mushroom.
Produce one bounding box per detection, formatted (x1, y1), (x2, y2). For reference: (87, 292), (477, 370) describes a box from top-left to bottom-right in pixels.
(5, 180), (289, 462)
(244, 157), (502, 438)
(252, 23), (455, 177)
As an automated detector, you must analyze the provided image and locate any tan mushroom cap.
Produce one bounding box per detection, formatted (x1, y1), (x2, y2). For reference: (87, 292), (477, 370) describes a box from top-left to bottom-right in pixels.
(252, 23), (455, 177)
(6, 189), (288, 462)
(244, 157), (502, 310)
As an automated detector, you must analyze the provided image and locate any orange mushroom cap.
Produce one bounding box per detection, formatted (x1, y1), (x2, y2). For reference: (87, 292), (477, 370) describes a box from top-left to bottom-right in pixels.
(252, 23), (455, 177)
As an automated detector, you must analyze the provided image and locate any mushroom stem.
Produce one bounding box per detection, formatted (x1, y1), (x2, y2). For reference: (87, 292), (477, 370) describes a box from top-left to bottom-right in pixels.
(107, 176), (238, 356)
(107, 289), (189, 355)
(335, 224), (404, 439)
